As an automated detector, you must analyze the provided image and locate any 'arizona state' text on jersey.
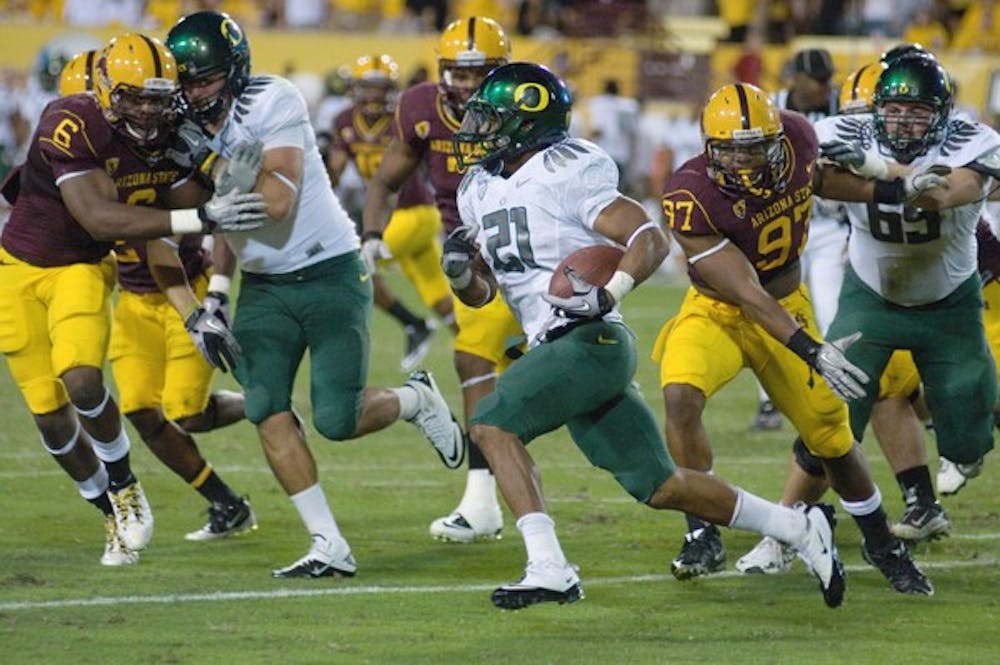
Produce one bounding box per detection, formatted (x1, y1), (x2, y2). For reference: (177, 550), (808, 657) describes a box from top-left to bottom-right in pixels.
(2, 93), (189, 267)
(662, 110), (818, 290)
(395, 81), (466, 232)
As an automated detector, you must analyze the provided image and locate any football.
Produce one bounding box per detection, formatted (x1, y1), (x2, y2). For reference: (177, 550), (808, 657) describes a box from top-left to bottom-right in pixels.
(548, 245), (624, 298)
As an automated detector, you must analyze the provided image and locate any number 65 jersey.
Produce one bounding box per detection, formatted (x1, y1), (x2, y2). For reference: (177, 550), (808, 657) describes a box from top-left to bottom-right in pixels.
(816, 112), (1000, 306)
(456, 138), (624, 345)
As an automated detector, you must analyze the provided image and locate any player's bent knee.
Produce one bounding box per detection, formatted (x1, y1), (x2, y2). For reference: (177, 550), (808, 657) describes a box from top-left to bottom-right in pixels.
(793, 438), (827, 478)
(126, 408), (168, 441)
(313, 404), (359, 442)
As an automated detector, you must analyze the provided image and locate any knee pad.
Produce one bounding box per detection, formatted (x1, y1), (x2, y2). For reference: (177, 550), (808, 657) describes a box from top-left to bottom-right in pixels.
(793, 438), (826, 478)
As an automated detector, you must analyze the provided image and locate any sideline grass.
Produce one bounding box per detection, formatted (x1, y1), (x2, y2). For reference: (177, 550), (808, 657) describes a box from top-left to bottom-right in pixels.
(1, 272), (996, 664)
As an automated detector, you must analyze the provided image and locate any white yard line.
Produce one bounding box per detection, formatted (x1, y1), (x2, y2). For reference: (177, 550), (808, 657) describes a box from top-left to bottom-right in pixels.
(1, 558), (996, 612)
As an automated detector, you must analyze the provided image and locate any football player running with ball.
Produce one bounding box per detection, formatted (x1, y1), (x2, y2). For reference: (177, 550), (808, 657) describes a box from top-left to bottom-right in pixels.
(447, 62), (845, 610)
(653, 82), (932, 595)
(167, 11), (465, 579)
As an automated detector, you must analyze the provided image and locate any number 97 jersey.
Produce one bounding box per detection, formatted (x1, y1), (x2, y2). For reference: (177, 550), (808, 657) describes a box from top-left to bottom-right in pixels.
(661, 110), (818, 290)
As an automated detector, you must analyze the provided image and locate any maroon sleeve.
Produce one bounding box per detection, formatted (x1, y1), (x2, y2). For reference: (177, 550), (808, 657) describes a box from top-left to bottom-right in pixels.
(36, 98), (112, 183)
(661, 157), (722, 238)
(394, 83), (433, 155)
(978, 219), (1000, 283)
(331, 108), (352, 153)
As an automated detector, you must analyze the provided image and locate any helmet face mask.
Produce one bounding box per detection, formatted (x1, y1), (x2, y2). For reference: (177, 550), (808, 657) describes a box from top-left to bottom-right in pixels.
(453, 62), (572, 172)
(95, 33), (180, 149)
(701, 83), (788, 198)
(166, 11), (251, 125)
(873, 54), (952, 162)
(436, 17), (511, 116)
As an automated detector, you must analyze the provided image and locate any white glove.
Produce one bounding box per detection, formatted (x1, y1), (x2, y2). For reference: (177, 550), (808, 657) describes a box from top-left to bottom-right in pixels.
(814, 332), (870, 401)
(184, 307), (241, 372)
(360, 231), (392, 275)
(820, 140), (888, 179)
(903, 164), (951, 201)
(215, 140), (263, 195)
(199, 189), (269, 233)
(542, 267), (615, 320)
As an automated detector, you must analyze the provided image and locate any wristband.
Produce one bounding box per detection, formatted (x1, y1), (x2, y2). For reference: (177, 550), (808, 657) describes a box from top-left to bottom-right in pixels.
(207, 274), (232, 295)
(604, 270), (635, 304)
(170, 208), (204, 234)
(873, 178), (906, 204)
(786, 328), (821, 367)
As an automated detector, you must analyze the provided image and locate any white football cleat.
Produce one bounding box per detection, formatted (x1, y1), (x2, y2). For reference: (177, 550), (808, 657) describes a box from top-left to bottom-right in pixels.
(109, 481), (153, 551)
(271, 534), (358, 579)
(936, 456), (983, 496)
(794, 503), (845, 608)
(101, 514), (139, 567)
(404, 370), (465, 469)
(736, 535), (795, 575)
(491, 560), (584, 610)
(430, 503), (503, 543)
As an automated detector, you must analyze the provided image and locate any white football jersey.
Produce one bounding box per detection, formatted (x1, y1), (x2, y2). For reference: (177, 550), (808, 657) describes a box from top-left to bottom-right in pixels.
(816, 112), (1000, 305)
(209, 75), (358, 274)
(457, 139), (626, 345)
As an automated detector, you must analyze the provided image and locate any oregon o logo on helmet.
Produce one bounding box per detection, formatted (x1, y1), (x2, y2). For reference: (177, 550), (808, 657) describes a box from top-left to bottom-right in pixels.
(221, 18), (242, 46)
(513, 82), (549, 112)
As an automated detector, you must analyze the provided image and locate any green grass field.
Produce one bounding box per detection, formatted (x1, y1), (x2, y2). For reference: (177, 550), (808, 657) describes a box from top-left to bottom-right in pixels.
(1, 272), (997, 664)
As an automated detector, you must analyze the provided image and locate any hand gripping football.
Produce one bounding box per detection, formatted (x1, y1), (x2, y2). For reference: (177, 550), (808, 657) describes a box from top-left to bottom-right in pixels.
(548, 245), (625, 297)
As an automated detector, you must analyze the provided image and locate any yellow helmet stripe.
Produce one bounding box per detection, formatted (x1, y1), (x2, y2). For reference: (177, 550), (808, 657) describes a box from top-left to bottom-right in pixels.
(734, 83), (751, 130)
(137, 33), (163, 78)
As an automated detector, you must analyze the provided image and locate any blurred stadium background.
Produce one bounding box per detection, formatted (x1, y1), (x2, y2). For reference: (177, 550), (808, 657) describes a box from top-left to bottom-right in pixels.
(0, 0), (998, 216)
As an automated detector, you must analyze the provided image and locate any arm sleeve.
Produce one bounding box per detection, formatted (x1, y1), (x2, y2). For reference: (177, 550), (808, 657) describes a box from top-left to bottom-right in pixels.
(557, 145), (621, 229)
(38, 108), (104, 182)
(253, 80), (310, 150)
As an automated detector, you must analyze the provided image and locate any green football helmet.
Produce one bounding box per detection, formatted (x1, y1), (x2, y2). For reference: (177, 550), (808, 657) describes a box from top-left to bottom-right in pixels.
(454, 62), (572, 172)
(166, 10), (250, 124)
(873, 53), (953, 163)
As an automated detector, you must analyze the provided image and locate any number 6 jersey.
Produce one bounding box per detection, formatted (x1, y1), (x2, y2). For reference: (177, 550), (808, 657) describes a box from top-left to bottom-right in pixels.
(815, 112), (1000, 306)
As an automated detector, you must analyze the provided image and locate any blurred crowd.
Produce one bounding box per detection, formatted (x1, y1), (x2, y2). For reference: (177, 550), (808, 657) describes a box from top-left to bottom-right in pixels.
(0, 0), (998, 47)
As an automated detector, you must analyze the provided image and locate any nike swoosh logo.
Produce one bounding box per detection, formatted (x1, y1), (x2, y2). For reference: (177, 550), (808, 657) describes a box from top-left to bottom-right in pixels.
(359, 272), (371, 283)
(515, 178), (530, 187)
(596, 335), (618, 345)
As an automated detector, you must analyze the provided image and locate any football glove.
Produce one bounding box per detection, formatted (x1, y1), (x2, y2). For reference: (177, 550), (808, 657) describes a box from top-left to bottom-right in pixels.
(542, 267), (615, 320)
(202, 290), (231, 327)
(788, 329), (869, 401)
(819, 140), (888, 179)
(360, 231), (392, 276)
(441, 225), (479, 290)
(903, 164), (951, 201)
(184, 306), (241, 373)
(165, 119), (218, 183)
(198, 188), (269, 233)
(215, 140), (263, 195)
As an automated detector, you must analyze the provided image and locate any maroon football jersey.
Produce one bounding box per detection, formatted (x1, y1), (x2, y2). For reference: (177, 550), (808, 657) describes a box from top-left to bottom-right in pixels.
(114, 236), (209, 295)
(977, 219), (1000, 284)
(393, 81), (464, 232)
(662, 110), (818, 289)
(332, 105), (433, 210)
(2, 94), (188, 268)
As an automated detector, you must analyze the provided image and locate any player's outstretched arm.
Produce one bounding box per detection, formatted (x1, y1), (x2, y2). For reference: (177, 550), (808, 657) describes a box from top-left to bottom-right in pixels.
(147, 238), (201, 318)
(362, 138), (419, 236)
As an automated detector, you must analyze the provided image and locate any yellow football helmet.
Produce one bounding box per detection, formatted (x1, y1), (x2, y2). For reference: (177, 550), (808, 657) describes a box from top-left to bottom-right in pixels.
(839, 61), (885, 114)
(351, 54), (399, 119)
(58, 49), (98, 96)
(436, 16), (511, 114)
(701, 83), (788, 198)
(95, 33), (179, 147)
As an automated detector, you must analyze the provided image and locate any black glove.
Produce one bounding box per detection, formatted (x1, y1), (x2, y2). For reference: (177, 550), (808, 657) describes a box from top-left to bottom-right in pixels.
(441, 225), (479, 289)
(184, 307), (241, 372)
(165, 119), (218, 183)
(542, 267), (615, 319)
